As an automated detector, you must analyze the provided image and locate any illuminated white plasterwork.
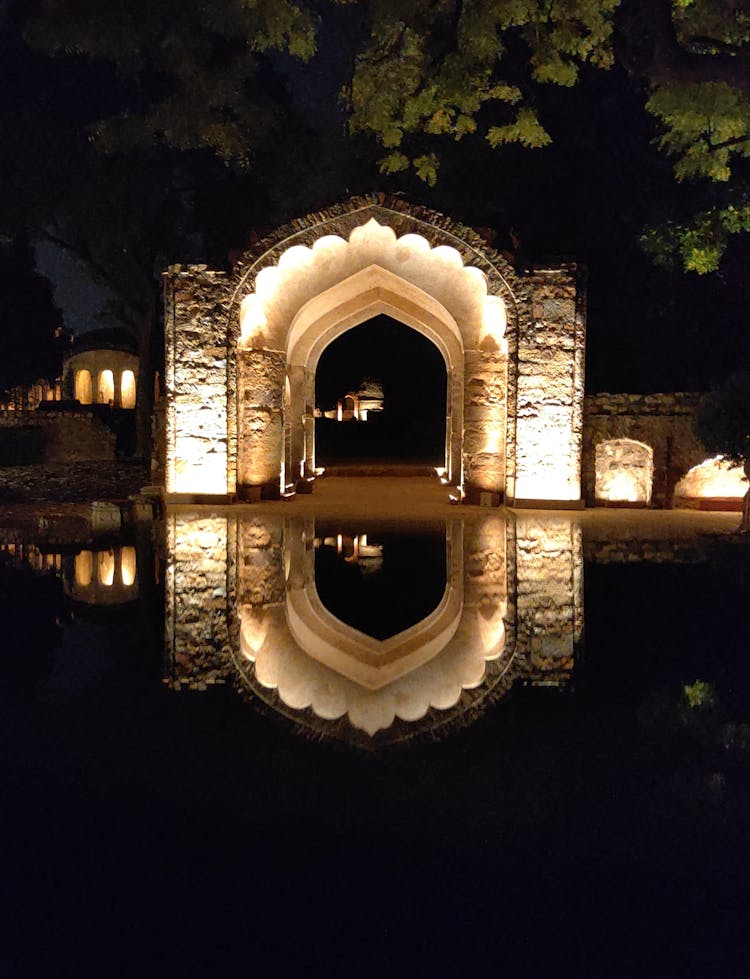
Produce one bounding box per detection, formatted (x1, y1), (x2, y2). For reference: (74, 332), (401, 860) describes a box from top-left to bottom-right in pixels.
(238, 219), (505, 357)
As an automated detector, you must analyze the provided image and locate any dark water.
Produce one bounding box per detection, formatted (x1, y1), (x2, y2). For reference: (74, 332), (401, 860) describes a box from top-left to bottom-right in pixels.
(1, 521), (749, 978)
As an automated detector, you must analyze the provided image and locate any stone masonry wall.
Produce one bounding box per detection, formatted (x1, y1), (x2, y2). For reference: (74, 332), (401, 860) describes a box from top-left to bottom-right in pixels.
(0, 409), (116, 464)
(583, 392), (704, 507)
(511, 267), (586, 503)
(163, 266), (231, 496)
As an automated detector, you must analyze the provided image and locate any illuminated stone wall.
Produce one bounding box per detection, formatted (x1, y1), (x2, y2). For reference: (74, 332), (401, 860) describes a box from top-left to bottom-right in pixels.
(163, 196), (586, 504)
(163, 265), (231, 495)
(509, 267), (586, 504)
(583, 393), (704, 507)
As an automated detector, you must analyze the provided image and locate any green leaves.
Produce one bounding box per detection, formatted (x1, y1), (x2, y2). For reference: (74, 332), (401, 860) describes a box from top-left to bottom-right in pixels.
(24, 0), (320, 167)
(641, 203), (750, 274)
(348, 0), (619, 183)
(487, 108), (552, 148)
(648, 83), (750, 183)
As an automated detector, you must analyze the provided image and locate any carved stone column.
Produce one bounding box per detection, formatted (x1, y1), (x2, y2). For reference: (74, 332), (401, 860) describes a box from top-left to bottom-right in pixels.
(236, 347), (286, 499)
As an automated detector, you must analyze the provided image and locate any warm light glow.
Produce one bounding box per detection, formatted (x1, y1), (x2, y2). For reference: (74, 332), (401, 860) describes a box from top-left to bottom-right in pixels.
(514, 420), (582, 501)
(599, 470), (642, 503)
(120, 546), (137, 587)
(482, 421), (504, 457)
(675, 456), (748, 499)
(595, 439), (653, 504)
(75, 369), (93, 404)
(98, 549), (115, 587)
(75, 550), (93, 587)
(97, 369), (115, 405)
(479, 295), (508, 351)
(120, 370), (136, 409)
(239, 294), (267, 343)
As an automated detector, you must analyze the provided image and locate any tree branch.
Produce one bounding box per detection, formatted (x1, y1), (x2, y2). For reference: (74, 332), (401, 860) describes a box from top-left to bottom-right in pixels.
(617, 0), (750, 95)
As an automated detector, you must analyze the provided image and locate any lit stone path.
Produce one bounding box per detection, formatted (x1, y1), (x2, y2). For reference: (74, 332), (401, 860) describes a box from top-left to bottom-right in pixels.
(233, 474), (742, 538)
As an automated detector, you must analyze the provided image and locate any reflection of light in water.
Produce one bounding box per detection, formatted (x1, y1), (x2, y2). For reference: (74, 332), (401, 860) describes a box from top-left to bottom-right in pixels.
(166, 511), (580, 744)
(241, 522), (509, 736)
(241, 598), (507, 735)
(98, 550), (115, 587)
(120, 546), (137, 587)
(76, 550), (94, 587)
(675, 456), (748, 499)
(315, 533), (384, 574)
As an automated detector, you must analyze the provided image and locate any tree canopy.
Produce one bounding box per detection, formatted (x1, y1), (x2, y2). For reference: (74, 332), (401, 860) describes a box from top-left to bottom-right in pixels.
(9, 1), (750, 276)
(346, 0), (750, 273)
(2, 0), (749, 415)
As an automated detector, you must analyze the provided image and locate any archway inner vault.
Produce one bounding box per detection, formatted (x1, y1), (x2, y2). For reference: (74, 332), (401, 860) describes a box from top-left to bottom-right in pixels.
(234, 218), (507, 498)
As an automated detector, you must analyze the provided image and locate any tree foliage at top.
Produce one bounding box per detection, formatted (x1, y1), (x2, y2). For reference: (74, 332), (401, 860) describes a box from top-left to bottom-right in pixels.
(24, 0), (326, 168)
(347, 0), (750, 272)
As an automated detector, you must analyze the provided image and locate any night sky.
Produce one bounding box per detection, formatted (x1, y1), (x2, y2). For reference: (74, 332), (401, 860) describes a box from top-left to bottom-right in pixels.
(1, 1), (749, 394)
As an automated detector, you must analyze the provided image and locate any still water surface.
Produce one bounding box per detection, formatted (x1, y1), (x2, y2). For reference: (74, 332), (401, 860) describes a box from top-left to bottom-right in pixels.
(1, 508), (749, 976)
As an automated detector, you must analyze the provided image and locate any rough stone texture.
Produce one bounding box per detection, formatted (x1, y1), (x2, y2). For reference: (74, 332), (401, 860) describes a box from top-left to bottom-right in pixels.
(163, 267), (231, 495)
(165, 513), (233, 688)
(163, 196), (584, 504)
(0, 462), (148, 504)
(512, 515), (583, 683)
(236, 348), (286, 493)
(164, 512), (578, 741)
(510, 269), (585, 503)
(0, 410), (117, 464)
(583, 393), (704, 508)
(595, 438), (654, 504)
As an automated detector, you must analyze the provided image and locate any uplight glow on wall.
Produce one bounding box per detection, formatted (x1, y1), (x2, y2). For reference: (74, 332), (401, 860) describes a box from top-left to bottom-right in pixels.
(674, 456), (748, 500)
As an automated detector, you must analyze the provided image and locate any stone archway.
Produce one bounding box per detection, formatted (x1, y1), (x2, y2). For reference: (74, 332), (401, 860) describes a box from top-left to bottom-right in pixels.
(162, 195), (586, 505)
(233, 219), (505, 499)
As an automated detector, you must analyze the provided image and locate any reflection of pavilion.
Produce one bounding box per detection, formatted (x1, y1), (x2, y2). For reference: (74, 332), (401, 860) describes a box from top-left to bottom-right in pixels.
(0, 541), (140, 607)
(165, 513), (583, 745)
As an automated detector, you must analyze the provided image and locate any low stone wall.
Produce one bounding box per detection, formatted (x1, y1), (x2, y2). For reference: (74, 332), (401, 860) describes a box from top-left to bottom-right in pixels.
(582, 393), (705, 507)
(0, 409), (116, 464)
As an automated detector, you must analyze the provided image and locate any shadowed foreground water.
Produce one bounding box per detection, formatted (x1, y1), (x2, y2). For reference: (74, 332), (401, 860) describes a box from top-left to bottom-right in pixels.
(1, 510), (749, 978)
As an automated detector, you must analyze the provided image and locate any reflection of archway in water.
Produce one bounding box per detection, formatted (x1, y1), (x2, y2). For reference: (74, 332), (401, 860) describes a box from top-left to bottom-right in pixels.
(234, 516), (515, 744)
(164, 511), (581, 747)
(315, 316), (447, 467)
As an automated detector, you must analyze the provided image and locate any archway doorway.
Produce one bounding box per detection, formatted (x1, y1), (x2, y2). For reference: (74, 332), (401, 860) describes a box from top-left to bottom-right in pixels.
(314, 315), (447, 468)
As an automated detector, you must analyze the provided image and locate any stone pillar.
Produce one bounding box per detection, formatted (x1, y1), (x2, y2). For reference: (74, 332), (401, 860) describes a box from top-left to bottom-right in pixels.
(513, 267), (585, 505)
(163, 265), (230, 498)
(302, 367), (316, 476)
(462, 349), (508, 501)
(236, 347), (286, 499)
(287, 364), (307, 485)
